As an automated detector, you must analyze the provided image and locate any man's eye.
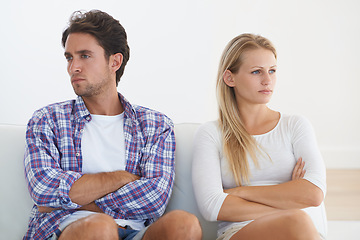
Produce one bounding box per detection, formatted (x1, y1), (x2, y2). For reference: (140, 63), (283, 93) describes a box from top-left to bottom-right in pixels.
(251, 70), (260, 74)
(82, 55), (90, 59)
(65, 56), (72, 62)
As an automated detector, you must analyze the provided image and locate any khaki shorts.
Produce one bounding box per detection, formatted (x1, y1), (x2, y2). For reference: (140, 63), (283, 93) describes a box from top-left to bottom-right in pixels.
(216, 222), (326, 240)
(216, 223), (251, 240)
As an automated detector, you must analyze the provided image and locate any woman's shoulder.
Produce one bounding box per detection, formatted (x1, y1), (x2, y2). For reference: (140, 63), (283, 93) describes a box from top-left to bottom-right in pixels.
(196, 120), (222, 140)
(279, 113), (314, 132)
(199, 120), (219, 129)
(199, 120), (221, 132)
(280, 113), (310, 125)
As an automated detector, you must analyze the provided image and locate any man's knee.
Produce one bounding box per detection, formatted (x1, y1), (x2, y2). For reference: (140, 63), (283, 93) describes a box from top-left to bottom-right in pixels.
(85, 213), (117, 228)
(60, 213), (119, 240)
(163, 210), (202, 239)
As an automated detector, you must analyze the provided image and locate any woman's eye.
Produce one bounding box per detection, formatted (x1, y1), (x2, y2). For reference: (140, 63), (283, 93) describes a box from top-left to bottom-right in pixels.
(251, 70), (260, 74)
(269, 69), (276, 74)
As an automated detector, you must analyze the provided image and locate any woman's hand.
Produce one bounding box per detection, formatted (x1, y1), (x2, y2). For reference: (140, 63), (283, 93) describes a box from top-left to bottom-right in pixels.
(292, 157), (306, 180)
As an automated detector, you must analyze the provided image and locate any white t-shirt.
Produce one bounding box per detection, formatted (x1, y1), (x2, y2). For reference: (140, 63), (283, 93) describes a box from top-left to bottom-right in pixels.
(82, 114), (126, 173)
(60, 113), (145, 230)
(192, 114), (327, 237)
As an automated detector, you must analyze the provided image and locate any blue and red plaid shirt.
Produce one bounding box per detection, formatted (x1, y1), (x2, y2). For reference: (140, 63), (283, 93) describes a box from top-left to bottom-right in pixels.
(23, 93), (175, 239)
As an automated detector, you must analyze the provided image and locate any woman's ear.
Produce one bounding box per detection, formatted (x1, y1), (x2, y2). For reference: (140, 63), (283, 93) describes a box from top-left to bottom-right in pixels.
(223, 70), (235, 87)
(110, 53), (123, 73)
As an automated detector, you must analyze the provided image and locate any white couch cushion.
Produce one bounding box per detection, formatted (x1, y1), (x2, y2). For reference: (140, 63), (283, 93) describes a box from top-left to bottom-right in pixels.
(0, 125), (32, 239)
(167, 123), (217, 239)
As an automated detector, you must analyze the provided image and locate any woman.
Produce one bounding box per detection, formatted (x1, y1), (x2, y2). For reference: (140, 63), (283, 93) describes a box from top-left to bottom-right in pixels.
(192, 33), (327, 240)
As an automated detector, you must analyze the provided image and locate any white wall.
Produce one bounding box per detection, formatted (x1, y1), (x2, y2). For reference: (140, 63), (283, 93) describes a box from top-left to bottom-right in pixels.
(1, 0), (359, 168)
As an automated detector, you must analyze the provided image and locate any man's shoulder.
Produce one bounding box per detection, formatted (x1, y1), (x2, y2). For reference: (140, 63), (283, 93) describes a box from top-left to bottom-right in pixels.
(29, 99), (77, 125)
(132, 105), (174, 131)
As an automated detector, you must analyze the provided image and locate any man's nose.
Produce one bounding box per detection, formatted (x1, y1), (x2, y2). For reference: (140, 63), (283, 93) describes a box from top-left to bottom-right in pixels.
(68, 59), (81, 74)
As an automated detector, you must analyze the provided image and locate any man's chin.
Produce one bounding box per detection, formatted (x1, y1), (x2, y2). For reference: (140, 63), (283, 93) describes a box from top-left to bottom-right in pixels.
(73, 90), (87, 97)
(72, 86), (86, 97)
(73, 89), (98, 98)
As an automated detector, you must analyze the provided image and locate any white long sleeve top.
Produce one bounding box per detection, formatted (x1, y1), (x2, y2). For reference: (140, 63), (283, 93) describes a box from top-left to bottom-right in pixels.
(192, 114), (327, 237)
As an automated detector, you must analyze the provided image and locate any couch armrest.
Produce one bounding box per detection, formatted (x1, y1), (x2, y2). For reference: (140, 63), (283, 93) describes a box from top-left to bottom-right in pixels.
(0, 124), (33, 239)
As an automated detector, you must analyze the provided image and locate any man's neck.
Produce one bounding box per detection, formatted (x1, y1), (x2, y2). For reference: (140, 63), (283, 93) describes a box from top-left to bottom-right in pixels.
(82, 91), (124, 116)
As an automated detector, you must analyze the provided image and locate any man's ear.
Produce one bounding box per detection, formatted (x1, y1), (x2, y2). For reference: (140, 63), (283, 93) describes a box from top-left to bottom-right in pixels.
(110, 53), (123, 73)
(223, 70), (235, 87)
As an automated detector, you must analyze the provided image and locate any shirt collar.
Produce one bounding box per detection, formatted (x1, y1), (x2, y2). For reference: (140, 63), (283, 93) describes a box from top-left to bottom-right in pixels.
(118, 92), (137, 120)
(73, 92), (136, 122)
(74, 96), (90, 121)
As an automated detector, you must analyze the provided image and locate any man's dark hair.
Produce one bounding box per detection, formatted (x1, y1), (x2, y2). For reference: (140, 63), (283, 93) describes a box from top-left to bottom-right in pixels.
(62, 10), (130, 86)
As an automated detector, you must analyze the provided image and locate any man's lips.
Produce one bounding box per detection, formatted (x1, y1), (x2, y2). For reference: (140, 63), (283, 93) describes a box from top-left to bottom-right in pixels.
(71, 77), (85, 83)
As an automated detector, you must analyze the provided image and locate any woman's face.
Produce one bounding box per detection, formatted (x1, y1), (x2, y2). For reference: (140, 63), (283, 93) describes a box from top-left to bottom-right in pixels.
(225, 48), (277, 106)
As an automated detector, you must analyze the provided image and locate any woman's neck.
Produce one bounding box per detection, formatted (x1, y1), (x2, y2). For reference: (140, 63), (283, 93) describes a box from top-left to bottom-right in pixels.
(238, 104), (279, 135)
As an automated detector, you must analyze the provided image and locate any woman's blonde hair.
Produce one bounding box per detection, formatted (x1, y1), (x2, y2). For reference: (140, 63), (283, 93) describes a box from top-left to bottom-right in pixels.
(216, 33), (277, 186)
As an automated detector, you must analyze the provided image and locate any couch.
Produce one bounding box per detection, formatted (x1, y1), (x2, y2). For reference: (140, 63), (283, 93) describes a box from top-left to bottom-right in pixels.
(0, 123), (218, 240)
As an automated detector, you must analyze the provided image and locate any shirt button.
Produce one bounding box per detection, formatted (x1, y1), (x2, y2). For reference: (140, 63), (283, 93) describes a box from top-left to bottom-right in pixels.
(76, 153), (80, 157)
(80, 129), (84, 133)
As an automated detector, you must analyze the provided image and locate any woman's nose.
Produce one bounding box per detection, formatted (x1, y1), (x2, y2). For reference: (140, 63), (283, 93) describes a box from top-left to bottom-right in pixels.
(261, 73), (272, 85)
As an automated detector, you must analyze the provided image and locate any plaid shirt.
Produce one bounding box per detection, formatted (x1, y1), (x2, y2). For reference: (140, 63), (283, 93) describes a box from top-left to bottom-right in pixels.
(23, 93), (175, 239)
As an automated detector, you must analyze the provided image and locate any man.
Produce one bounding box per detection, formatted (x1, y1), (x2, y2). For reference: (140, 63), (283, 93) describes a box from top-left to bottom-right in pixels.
(24, 10), (201, 240)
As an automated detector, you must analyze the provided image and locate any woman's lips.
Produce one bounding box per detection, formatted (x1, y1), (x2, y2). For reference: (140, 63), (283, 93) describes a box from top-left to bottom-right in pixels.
(259, 89), (272, 94)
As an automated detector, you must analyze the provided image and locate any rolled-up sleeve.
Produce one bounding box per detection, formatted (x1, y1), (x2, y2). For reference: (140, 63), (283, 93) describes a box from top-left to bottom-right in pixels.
(24, 111), (82, 210)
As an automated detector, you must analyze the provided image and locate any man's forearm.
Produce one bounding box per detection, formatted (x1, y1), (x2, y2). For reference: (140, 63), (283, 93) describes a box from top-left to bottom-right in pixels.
(38, 202), (103, 213)
(69, 170), (140, 206)
(78, 202), (103, 212)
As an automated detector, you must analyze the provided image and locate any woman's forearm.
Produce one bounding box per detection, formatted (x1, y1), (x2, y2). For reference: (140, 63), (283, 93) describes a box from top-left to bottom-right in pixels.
(224, 179), (324, 210)
(217, 195), (282, 222)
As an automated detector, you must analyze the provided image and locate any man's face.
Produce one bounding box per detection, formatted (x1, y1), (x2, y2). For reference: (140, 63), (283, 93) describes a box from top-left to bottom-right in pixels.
(64, 33), (115, 97)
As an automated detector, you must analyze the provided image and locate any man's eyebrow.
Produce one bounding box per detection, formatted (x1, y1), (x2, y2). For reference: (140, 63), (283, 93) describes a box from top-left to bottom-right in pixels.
(64, 50), (94, 56)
